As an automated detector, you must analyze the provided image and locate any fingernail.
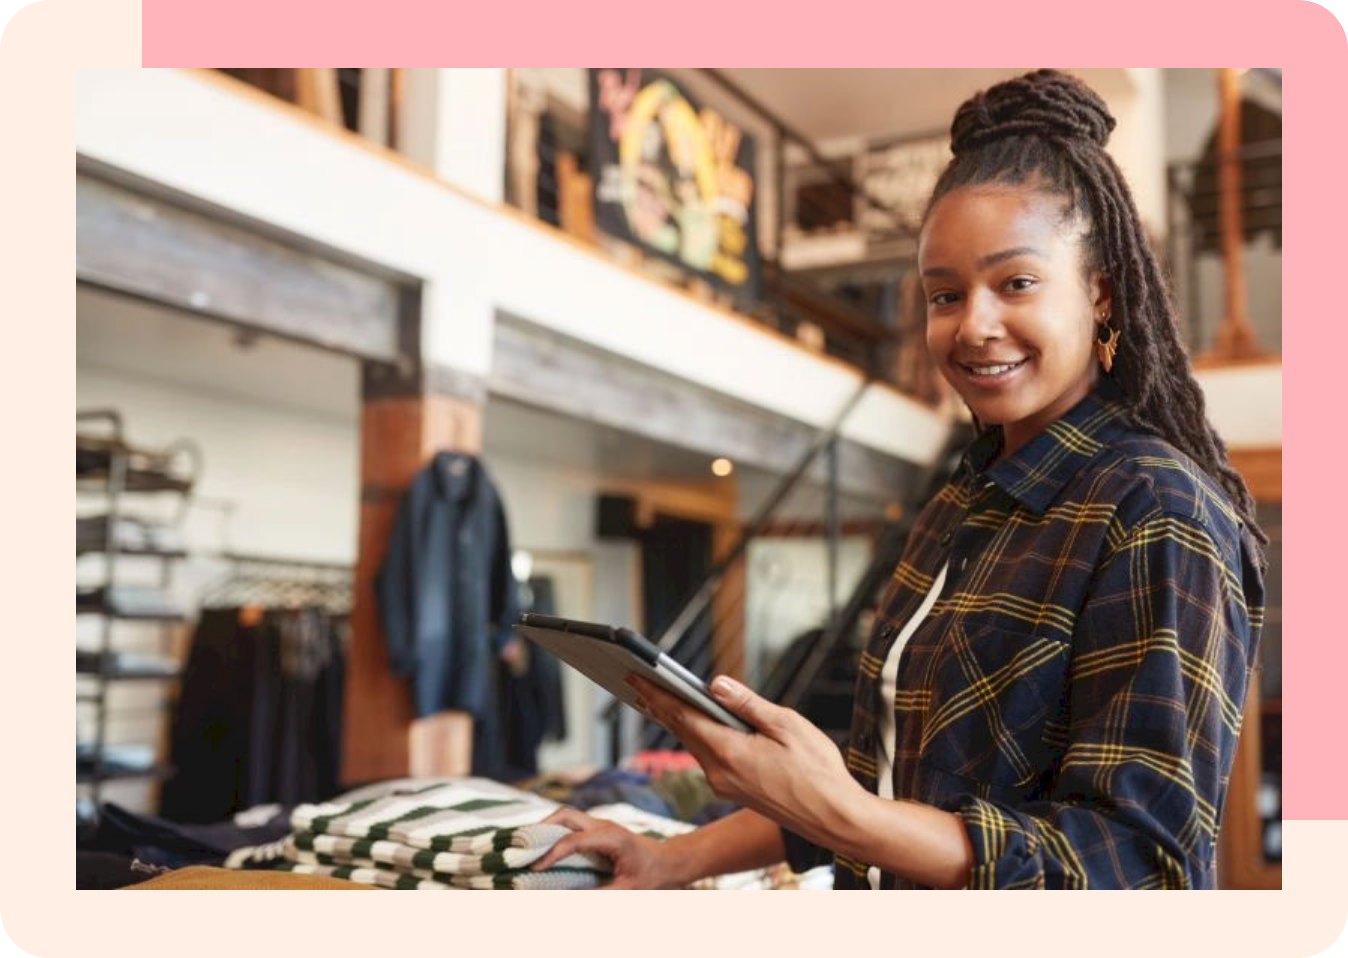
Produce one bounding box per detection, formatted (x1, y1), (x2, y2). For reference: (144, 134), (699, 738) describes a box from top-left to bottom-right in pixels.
(711, 676), (740, 698)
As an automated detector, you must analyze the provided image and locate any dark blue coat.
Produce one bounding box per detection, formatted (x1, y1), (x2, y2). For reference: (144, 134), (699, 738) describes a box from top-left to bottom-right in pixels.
(375, 452), (518, 724)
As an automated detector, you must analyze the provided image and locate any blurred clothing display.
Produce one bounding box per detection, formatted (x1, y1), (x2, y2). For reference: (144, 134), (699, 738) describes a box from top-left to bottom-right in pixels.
(624, 748), (701, 776)
(76, 584), (183, 619)
(76, 851), (169, 890)
(495, 574), (567, 780)
(159, 606), (346, 822)
(375, 451), (519, 775)
(76, 649), (178, 677)
(521, 765), (739, 827)
(85, 802), (293, 869)
(76, 742), (155, 777)
(76, 514), (185, 554)
(220, 776), (819, 890)
(226, 778), (608, 890)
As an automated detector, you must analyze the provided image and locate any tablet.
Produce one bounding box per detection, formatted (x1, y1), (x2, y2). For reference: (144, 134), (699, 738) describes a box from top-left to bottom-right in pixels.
(515, 613), (753, 734)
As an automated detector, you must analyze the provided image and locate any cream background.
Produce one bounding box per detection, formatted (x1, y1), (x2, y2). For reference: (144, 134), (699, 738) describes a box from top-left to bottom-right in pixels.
(1, 1), (1342, 956)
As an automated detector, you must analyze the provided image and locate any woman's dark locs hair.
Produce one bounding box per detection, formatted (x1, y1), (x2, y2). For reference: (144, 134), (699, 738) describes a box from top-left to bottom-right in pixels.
(925, 68), (1268, 561)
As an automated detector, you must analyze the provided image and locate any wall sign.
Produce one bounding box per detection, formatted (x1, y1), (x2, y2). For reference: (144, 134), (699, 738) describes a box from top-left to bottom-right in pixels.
(590, 68), (761, 298)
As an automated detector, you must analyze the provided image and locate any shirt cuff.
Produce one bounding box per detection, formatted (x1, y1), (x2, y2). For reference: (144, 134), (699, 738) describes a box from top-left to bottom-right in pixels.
(779, 825), (834, 873)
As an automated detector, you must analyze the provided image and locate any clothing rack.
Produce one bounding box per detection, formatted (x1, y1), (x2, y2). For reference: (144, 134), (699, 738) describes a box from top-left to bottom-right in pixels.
(76, 408), (201, 805)
(162, 552), (351, 822)
(199, 551), (352, 614)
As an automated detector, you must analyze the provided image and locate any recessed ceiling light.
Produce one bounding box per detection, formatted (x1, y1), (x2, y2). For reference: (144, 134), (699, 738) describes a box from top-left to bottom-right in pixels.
(712, 458), (734, 477)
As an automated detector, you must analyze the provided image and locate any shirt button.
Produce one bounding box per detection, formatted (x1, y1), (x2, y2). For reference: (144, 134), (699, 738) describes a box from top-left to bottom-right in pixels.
(940, 530), (953, 546)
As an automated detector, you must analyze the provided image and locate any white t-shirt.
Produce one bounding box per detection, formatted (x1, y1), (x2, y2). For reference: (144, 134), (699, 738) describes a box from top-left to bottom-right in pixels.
(867, 559), (949, 891)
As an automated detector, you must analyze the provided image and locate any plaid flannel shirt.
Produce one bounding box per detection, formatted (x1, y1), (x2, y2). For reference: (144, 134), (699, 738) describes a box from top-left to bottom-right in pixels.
(783, 375), (1265, 889)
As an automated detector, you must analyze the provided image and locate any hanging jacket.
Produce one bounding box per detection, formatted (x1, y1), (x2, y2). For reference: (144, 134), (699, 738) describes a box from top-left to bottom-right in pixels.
(375, 452), (519, 726)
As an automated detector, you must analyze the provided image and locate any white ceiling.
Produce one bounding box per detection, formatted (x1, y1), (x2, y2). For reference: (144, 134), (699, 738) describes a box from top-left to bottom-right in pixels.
(714, 68), (1137, 145)
(76, 285), (361, 422)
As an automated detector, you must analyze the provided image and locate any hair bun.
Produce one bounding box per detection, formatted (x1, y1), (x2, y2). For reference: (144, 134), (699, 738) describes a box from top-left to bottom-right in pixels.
(949, 69), (1116, 156)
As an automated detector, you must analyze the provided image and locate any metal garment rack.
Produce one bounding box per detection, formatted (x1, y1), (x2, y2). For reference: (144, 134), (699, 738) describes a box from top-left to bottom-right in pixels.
(198, 551), (353, 615)
(76, 409), (201, 805)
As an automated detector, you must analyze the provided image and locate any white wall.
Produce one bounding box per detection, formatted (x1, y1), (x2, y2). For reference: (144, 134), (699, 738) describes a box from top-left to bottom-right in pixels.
(77, 366), (361, 564)
(1115, 68), (1168, 234)
(1194, 363), (1283, 447)
(75, 68), (951, 469)
(75, 366), (361, 814)
(77, 293), (649, 780)
(744, 536), (872, 686)
(401, 68), (507, 203)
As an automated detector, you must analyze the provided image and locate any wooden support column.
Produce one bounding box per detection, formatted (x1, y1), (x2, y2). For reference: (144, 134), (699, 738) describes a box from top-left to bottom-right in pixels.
(1210, 68), (1267, 361)
(342, 342), (488, 784)
(1217, 445), (1282, 889)
(295, 68), (343, 126)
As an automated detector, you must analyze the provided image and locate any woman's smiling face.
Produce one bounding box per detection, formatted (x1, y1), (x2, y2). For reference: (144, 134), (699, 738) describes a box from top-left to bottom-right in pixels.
(920, 184), (1111, 459)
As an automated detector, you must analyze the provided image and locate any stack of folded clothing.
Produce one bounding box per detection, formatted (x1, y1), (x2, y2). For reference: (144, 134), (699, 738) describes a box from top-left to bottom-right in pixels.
(228, 778), (610, 890)
(76, 585), (184, 619)
(229, 776), (834, 890)
(76, 515), (185, 555)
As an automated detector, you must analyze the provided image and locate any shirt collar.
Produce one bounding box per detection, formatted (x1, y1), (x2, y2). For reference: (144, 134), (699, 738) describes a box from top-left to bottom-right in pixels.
(960, 375), (1133, 515)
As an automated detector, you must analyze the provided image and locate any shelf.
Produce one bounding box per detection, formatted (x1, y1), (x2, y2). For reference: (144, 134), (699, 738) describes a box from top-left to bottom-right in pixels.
(76, 763), (173, 785)
(76, 666), (182, 683)
(76, 652), (181, 681)
(76, 415), (199, 804)
(77, 544), (189, 560)
(76, 742), (168, 784)
(76, 471), (193, 495)
(76, 587), (187, 622)
(76, 607), (188, 624)
(76, 434), (196, 495)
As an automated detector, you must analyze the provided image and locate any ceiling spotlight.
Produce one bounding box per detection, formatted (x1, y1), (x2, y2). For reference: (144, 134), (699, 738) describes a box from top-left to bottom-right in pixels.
(711, 458), (734, 477)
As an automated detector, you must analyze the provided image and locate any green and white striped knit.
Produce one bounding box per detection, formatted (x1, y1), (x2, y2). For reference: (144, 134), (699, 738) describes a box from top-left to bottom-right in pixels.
(293, 779), (569, 853)
(229, 779), (828, 890)
(288, 831), (604, 876)
(285, 848), (604, 890)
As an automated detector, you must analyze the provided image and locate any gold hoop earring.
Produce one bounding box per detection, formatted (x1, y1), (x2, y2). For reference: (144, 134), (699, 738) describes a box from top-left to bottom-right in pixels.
(1095, 315), (1120, 373)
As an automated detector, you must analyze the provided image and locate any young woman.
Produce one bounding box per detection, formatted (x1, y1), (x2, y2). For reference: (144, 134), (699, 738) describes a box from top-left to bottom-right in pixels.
(531, 69), (1269, 890)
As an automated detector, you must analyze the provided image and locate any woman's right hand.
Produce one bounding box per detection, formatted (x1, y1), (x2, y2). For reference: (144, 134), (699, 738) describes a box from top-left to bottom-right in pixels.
(531, 806), (683, 889)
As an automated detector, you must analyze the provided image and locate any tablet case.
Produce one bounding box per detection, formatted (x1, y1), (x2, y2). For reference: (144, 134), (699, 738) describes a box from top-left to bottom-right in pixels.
(516, 613), (752, 733)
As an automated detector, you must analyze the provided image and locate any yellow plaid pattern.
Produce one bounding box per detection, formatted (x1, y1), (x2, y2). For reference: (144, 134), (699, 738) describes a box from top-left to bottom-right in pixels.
(781, 376), (1265, 889)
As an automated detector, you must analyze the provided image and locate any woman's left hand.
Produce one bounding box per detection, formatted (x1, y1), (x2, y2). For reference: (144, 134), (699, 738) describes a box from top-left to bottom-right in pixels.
(629, 673), (864, 850)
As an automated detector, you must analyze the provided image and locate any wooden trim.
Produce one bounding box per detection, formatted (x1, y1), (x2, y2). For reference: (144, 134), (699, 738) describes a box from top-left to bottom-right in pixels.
(181, 68), (941, 411)
(602, 477), (740, 529)
(489, 317), (923, 501)
(1219, 680), (1282, 889)
(1227, 446), (1282, 502)
(358, 68), (391, 146)
(1190, 353), (1281, 371)
(294, 69), (343, 126)
(343, 393), (484, 784)
(711, 523), (747, 682)
(77, 170), (406, 363)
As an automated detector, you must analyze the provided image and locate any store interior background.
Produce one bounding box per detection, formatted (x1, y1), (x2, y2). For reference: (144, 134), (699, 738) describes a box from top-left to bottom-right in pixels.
(76, 68), (1281, 888)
